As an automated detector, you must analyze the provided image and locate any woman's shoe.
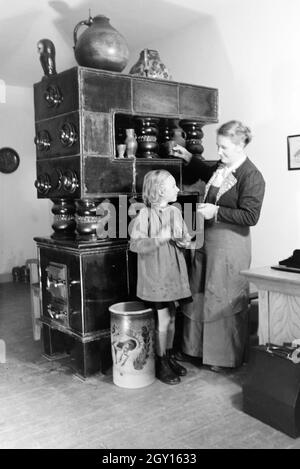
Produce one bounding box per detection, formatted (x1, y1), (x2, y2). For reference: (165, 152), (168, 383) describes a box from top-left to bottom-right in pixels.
(210, 365), (233, 373)
(174, 350), (202, 367)
(173, 350), (190, 362)
(210, 365), (223, 373)
(166, 349), (187, 376)
(156, 355), (181, 385)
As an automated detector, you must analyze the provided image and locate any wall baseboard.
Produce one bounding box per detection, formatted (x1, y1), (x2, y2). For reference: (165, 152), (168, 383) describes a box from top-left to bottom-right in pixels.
(0, 273), (12, 283)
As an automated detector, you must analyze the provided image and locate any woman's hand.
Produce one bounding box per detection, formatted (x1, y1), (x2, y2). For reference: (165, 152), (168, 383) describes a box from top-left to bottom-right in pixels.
(172, 145), (192, 164)
(175, 238), (191, 249)
(197, 203), (218, 220)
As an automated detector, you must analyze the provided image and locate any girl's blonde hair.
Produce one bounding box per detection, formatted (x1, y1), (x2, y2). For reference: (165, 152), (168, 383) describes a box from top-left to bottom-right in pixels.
(142, 170), (172, 206)
(217, 120), (252, 147)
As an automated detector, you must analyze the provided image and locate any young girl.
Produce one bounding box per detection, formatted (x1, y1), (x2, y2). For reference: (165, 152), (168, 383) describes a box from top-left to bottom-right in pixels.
(129, 170), (192, 385)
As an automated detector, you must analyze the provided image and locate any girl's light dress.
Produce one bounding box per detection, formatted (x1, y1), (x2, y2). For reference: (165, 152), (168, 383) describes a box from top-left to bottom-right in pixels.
(130, 205), (191, 303)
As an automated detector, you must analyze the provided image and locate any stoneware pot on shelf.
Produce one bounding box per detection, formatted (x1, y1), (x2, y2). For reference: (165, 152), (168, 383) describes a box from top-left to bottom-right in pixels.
(73, 14), (129, 72)
(124, 129), (138, 158)
(129, 49), (172, 80)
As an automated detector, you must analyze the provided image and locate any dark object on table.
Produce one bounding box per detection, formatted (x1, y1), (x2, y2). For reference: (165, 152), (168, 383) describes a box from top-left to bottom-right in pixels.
(279, 249), (300, 268)
(0, 147), (20, 173)
(37, 39), (57, 77)
(271, 250), (300, 273)
(271, 265), (300, 274)
(243, 345), (300, 438)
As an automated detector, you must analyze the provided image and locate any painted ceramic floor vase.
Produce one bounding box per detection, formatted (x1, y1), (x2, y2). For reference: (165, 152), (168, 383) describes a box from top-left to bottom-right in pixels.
(110, 301), (155, 388)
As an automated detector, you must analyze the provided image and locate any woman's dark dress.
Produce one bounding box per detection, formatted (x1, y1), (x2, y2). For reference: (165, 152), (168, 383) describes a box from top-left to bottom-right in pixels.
(182, 156), (265, 367)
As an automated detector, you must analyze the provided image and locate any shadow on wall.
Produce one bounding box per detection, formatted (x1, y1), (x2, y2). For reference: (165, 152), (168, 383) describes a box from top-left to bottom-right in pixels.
(144, 14), (235, 160)
(49, 0), (199, 59)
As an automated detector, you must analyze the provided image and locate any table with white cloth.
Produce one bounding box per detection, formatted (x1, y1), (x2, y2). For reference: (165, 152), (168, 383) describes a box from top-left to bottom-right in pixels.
(241, 266), (300, 345)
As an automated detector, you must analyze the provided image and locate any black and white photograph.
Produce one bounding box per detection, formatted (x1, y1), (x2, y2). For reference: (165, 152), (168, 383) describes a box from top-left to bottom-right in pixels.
(1, 0), (300, 453)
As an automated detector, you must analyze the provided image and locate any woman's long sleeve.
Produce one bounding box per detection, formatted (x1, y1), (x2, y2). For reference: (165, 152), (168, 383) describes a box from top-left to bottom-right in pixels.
(217, 168), (265, 226)
(183, 155), (217, 184)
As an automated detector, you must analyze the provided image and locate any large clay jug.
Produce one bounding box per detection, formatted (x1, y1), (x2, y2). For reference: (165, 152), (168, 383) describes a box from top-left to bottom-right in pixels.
(73, 14), (129, 72)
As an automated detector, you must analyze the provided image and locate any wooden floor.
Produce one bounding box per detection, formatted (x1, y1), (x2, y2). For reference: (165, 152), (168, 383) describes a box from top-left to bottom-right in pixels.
(0, 282), (299, 449)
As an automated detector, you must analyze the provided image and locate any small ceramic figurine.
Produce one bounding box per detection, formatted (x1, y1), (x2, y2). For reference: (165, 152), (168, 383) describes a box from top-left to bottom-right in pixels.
(37, 39), (57, 77)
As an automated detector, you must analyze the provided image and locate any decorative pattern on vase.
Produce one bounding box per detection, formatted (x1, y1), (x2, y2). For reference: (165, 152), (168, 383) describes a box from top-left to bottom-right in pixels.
(129, 49), (172, 80)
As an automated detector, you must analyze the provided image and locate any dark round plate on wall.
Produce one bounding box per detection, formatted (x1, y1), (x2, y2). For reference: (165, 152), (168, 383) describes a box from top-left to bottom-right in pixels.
(0, 147), (20, 173)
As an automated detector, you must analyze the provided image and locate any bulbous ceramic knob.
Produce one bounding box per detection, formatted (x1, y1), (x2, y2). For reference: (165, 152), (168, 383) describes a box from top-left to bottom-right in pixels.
(62, 170), (79, 193)
(34, 174), (52, 194)
(59, 122), (77, 147)
(44, 85), (63, 108)
(34, 130), (51, 151)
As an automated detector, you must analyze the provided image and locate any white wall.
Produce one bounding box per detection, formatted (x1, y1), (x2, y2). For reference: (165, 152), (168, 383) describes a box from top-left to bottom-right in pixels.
(0, 85), (51, 280)
(144, 0), (300, 267)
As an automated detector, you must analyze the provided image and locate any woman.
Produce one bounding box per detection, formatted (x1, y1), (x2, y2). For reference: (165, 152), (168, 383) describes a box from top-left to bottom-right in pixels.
(173, 120), (265, 372)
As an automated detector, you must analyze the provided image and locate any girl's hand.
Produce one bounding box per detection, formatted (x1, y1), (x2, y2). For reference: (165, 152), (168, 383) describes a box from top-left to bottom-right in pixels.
(197, 203), (218, 220)
(156, 226), (171, 245)
(172, 145), (192, 164)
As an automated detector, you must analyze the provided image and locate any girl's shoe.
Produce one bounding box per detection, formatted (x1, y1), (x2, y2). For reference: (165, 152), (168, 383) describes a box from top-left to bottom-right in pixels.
(156, 355), (180, 385)
(166, 349), (187, 376)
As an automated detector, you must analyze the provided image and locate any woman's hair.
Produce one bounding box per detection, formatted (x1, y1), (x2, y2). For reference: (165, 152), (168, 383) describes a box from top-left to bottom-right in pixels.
(142, 169), (172, 206)
(217, 120), (252, 147)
